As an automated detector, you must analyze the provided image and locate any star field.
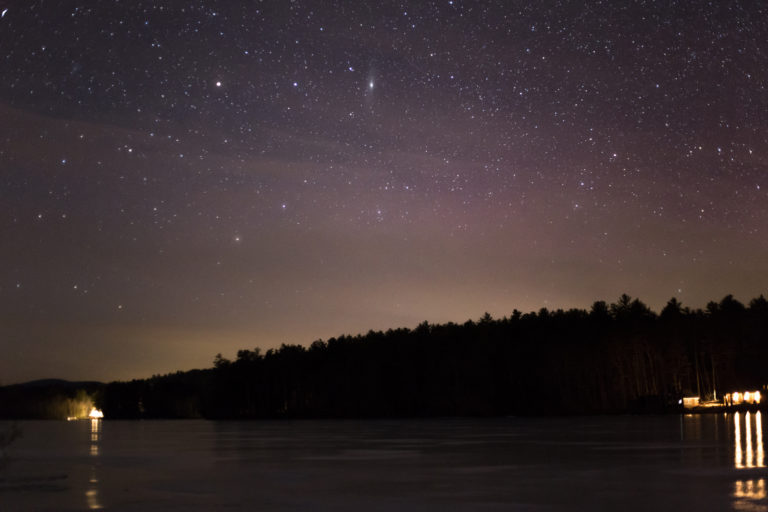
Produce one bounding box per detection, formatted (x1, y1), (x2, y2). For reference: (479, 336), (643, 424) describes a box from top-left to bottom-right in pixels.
(1, 1), (767, 383)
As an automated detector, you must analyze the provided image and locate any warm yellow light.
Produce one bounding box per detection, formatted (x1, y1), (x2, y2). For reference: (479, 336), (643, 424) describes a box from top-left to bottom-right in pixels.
(734, 479), (767, 500)
(88, 408), (104, 419)
(86, 488), (103, 510)
(747, 412), (754, 468)
(758, 412), (764, 468)
(736, 412), (743, 469)
(731, 391), (763, 405)
(683, 396), (700, 408)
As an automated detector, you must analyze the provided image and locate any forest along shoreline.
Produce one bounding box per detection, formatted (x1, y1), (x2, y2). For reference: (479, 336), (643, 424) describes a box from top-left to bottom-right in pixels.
(1, 294), (767, 420)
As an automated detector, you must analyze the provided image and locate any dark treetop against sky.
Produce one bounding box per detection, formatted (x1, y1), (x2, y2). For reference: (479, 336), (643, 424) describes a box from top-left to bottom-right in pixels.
(1, 1), (767, 383)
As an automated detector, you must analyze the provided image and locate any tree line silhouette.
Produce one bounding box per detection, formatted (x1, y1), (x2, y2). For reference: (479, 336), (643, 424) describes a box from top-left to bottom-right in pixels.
(2, 294), (767, 419)
(0, 380), (102, 420)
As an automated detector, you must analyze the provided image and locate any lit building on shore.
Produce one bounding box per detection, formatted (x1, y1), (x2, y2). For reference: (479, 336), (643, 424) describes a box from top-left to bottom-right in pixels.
(682, 396), (700, 409)
(726, 391), (762, 407)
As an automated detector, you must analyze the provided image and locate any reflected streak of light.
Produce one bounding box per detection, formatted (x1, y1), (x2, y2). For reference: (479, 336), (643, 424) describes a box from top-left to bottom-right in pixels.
(733, 411), (765, 470)
(90, 418), (101, 458)
(86, 488), (103, 510)
(736, 412), (743, 469)
(747, 412), (753, 468)
(758, 412), (764, 468)
(733, 478), (767, 508)
(87, 417), (103, 509)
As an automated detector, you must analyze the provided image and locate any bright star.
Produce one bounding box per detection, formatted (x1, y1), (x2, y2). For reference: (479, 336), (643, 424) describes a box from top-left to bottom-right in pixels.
(215, 81), (222, 87)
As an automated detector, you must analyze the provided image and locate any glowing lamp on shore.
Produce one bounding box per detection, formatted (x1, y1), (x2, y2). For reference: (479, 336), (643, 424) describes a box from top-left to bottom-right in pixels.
(729, 391), (762, 405)
(89, 408), (104, 419)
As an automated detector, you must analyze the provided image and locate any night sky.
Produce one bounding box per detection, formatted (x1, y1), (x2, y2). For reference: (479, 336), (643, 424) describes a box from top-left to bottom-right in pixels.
(2, 1), (767, 384)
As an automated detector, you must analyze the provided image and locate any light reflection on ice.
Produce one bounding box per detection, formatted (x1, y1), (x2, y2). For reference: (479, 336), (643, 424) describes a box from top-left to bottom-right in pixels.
(734, 412), (765, 470)
(747, 412), (753, 468)
(733, 479), (768, 511)
(87, 417), (103, 510)
(758, 412), (764, 468)
(731, 412), (768, 511)
(736, 412), (743, 468)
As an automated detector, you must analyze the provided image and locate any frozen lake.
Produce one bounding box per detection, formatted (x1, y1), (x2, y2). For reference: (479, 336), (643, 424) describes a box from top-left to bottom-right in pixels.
(2, 414), (767, 510)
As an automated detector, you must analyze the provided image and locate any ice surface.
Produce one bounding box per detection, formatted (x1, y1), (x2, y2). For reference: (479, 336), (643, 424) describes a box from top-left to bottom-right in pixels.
(1, 415), (766, 511)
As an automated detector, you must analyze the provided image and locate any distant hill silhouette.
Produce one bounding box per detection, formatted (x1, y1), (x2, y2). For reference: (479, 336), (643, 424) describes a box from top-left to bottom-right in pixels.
(2, 294), (767, 419)
(6, 379), (103, 389)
